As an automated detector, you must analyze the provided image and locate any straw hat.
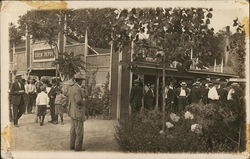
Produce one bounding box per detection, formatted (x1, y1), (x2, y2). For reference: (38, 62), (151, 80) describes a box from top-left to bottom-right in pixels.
(180, 81), (187, 86)
(193, 81), (201, 86)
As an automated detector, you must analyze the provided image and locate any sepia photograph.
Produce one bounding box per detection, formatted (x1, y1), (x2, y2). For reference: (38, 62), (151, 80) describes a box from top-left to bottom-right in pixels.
(1, 1), (249, 159)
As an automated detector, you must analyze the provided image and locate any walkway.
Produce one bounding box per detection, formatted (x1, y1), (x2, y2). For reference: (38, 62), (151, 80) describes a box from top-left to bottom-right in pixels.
(10, 113), (119, 151)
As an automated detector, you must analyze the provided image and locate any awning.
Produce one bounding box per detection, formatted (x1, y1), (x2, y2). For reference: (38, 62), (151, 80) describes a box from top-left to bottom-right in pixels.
(30, 69), (56, 77)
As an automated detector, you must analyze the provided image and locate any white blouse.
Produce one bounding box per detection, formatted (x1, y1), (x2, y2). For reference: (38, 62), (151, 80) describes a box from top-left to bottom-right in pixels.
(36, 91), (50, 106)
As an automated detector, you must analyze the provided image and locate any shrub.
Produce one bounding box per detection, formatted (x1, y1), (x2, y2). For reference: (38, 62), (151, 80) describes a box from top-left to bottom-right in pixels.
(115, 101), (246, 152)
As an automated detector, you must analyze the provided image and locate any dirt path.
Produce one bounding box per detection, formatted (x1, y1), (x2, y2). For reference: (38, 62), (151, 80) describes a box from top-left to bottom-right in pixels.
(10, 113), (119, 151)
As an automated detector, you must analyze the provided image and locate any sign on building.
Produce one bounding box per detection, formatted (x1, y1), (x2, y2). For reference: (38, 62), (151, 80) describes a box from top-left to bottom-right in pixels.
(33, 48), (55, 62)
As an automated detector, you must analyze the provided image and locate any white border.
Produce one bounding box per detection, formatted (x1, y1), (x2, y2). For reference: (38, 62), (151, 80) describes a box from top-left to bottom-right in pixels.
(1, 1), (249, 159)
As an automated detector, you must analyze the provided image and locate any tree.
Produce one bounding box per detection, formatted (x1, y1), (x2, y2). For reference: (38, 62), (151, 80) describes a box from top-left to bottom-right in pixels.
(18, 9), (116, 49)
(228, 18), (246, 78)
(66, 8), (116, 48)
(9, 22), (23, 46)
(52, 52), (85, 81)
(111, 8), (216, 67)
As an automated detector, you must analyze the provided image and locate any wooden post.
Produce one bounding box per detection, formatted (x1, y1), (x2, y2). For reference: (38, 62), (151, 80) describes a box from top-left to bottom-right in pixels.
(141, 74), (145, 112)
(162, 53), (166, 132)
(155, 75), (159, 110)
(129, 40), (134, 117)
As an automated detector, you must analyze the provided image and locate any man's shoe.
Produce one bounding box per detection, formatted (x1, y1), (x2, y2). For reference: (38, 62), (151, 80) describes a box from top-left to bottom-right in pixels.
(53, 121), (58, 124)
(48, 120), (53, 123)
(74, 148), (85, 152)
(14, 124), (19, 127)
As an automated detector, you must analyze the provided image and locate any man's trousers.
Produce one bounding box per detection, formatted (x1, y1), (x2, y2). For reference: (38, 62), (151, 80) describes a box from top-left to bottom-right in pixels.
(70, 118), (84, 150)
(13, 98), (25, 125)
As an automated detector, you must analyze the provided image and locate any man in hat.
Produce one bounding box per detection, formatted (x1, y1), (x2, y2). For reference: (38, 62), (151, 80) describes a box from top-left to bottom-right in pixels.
(217, 79), (228, 102)
(129, 79), (143, 115)
(67, 73), (86, 151)
(164, 83), (175, 112)
(175, 81), (190, 112)
(48, 78), (59, 124)
(144, 83), (155, 110)
(10, 74), (26, 127)
(190, 81), (202, 104)
(227, 83), (240, 104)
(207, 81), (219, 104)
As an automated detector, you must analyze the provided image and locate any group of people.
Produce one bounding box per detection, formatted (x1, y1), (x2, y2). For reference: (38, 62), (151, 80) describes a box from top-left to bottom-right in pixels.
(10, 75), (66, 127)
(10, 73), (87, 151)
(129, 78), (244, 114)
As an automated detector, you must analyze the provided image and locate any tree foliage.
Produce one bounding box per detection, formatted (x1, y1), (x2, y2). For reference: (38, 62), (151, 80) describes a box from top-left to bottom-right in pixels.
(52, 52), (85, 80)
(9, 23), (23, 46)
(228, 18), (246, 77)
(111, 8), (219, 67)
(14, 8), (245, 74)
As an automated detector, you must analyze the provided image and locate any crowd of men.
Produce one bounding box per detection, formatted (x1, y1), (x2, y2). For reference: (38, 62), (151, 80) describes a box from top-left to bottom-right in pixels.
(9, 73), (87, 151)
(129, 78), (244, 114)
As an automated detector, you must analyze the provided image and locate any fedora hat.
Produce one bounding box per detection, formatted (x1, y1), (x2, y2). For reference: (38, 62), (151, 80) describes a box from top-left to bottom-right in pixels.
(180, 81), (187, 86)
(133, 79), (140, 83)
(74, 73), (85, 80)
(15, 74), (22, 79)
(193, 81), (201, 86)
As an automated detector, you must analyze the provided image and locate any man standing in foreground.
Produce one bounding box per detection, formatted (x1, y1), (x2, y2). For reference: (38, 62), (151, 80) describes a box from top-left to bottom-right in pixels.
(67, 73), (86, 151)
(10, 74), (25, 127)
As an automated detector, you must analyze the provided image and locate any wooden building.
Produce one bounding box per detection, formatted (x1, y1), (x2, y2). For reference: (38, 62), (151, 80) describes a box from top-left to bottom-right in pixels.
(109, 48), (238, 120)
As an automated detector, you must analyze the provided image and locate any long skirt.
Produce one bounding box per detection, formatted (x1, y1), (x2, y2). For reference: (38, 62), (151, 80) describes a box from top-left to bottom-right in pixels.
(37, 105), (47, 116)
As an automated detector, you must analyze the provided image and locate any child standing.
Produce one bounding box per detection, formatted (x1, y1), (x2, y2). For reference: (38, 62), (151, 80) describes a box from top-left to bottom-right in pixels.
(55, 89), (67, 125)
(36, 86), (50, 126)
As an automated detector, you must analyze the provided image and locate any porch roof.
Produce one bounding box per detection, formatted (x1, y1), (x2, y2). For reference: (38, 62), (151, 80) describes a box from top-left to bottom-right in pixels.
(130, 61), (238, 79)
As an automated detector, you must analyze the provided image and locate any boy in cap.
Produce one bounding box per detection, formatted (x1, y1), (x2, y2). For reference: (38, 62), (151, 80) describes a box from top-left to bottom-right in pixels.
(55, 89), (67, 125)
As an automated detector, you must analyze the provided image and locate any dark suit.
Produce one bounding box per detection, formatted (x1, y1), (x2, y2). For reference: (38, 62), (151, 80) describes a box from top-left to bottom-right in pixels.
(10, 81), (25, 125)
(48, 86), (58, 122)
(175, 87), (190, 112)
(130, 85), (143, 114)
(190, 87), (203, 104)
(164, 88), (175, 112)
(217, 88), (228, 102)
(144, 89), (155, 110)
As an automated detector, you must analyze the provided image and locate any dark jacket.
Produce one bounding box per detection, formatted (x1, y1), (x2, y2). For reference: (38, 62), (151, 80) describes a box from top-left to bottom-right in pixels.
(164, 88), (175, 103)
(48, 86), (58, 105)
(10, 81), (25, 105)
(190, 87), (203, 103)
(67, 83), (86, 121)
(175, 87), (190, 98)
(130, 85), (143, 109)
(144, 89), (155, 110)
(217, 88), (228, 102)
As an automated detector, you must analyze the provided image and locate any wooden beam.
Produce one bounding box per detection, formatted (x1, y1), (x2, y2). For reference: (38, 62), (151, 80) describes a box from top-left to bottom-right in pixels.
(155, 75), (159, 110)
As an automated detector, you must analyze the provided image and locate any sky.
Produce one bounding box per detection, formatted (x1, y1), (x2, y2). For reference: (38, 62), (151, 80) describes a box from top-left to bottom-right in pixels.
(2, 1), (248, 33)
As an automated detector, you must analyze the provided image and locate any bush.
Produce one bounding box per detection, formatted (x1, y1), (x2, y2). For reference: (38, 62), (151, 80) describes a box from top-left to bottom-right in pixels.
(115, 101), (246, 152)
